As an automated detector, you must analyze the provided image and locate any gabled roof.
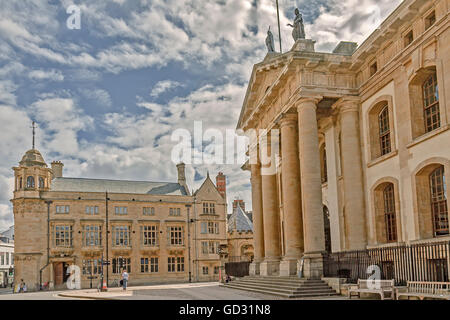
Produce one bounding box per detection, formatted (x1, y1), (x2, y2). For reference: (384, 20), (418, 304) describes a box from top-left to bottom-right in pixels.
(228, 204), (253, 233)
(50, 177), (188, 196)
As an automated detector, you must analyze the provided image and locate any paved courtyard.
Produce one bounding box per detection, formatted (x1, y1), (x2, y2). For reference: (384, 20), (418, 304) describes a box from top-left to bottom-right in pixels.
(0, 282), (350, 300)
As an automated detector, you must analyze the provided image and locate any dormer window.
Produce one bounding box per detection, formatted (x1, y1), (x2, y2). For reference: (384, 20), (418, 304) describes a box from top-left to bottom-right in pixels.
(26, 176), (35, 188)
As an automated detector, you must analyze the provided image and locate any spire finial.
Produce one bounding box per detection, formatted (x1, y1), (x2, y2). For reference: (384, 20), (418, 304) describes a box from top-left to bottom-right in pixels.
(31, 121), (37, 149)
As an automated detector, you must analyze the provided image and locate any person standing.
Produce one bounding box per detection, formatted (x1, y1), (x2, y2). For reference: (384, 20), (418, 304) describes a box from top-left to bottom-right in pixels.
(121, 269), (129, 291)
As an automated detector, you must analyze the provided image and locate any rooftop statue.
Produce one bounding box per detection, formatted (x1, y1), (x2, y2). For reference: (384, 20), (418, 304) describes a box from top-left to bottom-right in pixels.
(265, 27), (275, 53)
(287, 8), (306, 41)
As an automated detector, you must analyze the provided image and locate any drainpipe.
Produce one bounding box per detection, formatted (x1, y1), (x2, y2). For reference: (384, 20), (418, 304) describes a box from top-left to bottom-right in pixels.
(186, 204), (192, 283)
(39, 200), (52, 290)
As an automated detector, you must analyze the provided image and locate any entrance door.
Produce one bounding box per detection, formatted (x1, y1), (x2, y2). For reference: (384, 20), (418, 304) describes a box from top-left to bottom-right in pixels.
(54, 262), (70, 287)
(54, 263), (64, 286)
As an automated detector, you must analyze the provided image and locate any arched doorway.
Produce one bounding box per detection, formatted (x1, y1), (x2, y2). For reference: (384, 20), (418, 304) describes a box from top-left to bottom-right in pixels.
(323, 206), (332, 253)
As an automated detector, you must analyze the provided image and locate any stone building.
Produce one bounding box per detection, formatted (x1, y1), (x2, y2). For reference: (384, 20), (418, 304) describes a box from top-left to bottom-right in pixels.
(237, 0), (450, 279)
(12, 149), (227, 291)
(227, 202), (254, 262)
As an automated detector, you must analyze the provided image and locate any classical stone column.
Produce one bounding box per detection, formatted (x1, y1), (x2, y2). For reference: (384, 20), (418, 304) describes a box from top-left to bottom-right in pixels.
(297, 97), (326, 279)
(334, 97), (367, 250)
(259, 132), (281, 276)
(279, 113), (304, 276)
(249, 143), (265, 275)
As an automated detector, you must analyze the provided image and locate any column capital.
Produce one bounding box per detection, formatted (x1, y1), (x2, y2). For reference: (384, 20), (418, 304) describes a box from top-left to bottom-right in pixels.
(295, 95), (323, 111)
(279, 113), (298, 128)
(333, 96), (361, 114)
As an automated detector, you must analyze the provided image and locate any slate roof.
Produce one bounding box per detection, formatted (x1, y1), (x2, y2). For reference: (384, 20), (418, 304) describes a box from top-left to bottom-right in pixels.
(228, 205), (253, 233)
(50, 177), (188, 196)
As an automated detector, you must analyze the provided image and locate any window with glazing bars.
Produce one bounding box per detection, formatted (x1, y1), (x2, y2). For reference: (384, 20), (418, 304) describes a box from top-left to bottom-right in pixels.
(423, 73), (440, 133)
(378, 105), (391, 156)
(430, 166), (449, 236)
(82, 225), (102, 247)
(383, 184), (397, 242)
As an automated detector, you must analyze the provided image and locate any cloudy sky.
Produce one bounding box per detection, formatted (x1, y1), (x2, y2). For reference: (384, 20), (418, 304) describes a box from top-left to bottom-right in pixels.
(0, 0), (403, 230)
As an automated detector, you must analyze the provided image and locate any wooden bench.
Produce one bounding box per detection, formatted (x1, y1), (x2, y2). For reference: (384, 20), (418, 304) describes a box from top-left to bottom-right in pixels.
(348, 279), (395, 300)
(396, 281), (450, 300)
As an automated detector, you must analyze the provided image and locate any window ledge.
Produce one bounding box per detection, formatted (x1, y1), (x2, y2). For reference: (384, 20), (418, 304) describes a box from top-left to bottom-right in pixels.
(407, 124), (450, 149)
(367, 150), (398, 168)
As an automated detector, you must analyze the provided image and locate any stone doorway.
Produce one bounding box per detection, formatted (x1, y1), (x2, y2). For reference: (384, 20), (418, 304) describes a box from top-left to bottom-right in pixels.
(53, 262), (70, 289)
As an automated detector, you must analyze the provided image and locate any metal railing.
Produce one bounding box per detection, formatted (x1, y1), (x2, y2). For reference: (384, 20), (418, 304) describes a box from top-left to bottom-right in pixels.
(324, 241), (450, 286)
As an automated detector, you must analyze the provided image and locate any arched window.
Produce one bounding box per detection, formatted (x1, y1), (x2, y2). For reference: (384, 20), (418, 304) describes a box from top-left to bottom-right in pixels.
(423, 73), (440, 133)
(39, 177), (45, 189)
(26, 176), (35, 189)
(383, 184), (397, 242)
(378, 105), (391, 156)
(430, 166), (448, 236)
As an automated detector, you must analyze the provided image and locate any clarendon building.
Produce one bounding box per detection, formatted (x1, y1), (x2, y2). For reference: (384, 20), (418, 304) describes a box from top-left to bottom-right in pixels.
(12, 149), (227, 291)
(237, 0), (450, 279)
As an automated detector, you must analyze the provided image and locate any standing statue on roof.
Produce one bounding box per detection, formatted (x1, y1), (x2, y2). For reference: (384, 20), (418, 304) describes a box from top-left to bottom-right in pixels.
(287, 8), (306, 41)
(265, 26), (275, 53)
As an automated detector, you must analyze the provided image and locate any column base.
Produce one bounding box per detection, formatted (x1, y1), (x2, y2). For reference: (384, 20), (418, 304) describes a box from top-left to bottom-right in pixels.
(249, 262), (261, 276)
(279, 258), (299, 276)
(301, 253), (324, 280)
(260, 260), (280, 276)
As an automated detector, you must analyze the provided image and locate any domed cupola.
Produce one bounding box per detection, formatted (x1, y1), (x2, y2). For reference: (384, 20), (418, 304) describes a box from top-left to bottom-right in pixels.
(19, 149), (47, 168)
(12, 122), (53, 195)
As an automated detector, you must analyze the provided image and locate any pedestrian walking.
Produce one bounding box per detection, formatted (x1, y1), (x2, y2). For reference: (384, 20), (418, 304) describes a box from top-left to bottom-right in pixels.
(121, 269), (129, 291)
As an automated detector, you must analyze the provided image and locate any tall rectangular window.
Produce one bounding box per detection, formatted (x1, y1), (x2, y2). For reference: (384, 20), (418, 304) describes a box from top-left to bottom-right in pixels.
(202, 241), (208, 254)
(141, 225), (158, 246)
(168, 257), (176, 272)
(378, 105), (391, 156)
(200, 222), (207, 234)
(423, 73), (440, 133)
(425, 11), (436, 30)
(112, 225), (131, 247)
(53, 225), (73, 247)
(82, 225), (102, 247)
(168, 226), (184, 246)
(112, 257), (131, 274)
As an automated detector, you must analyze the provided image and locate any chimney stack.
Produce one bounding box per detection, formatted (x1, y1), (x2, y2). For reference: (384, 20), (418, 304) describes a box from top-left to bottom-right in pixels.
(51, 161), (64, 178)
(216, 172), (226, 200)
(176, 163), (186, 185)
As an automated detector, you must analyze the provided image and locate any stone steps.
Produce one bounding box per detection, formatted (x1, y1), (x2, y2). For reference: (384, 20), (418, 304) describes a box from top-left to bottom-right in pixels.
(222, 283), (337, 299)
(221, 276), (338, 299)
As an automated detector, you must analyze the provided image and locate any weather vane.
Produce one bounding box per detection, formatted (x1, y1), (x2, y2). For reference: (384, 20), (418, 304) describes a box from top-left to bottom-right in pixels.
(31, 121), (37, 149)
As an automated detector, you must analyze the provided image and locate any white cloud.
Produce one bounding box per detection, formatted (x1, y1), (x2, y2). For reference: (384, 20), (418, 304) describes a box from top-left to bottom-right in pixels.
(150, 80), (183, 98)
(80, 88), (112, 107)
(29, 69), (64, 81)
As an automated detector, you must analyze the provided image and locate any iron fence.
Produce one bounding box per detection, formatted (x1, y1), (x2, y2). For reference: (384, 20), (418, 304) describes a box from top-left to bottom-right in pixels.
(323, 241), (450, 286)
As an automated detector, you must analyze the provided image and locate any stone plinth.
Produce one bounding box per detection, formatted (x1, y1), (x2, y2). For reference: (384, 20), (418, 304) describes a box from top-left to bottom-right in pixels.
(249, 262), (260, 276)
(291, 39), (316, 52)
(279, 258), (299, 276)
(260, 260), (280, 276)
(301, 253), (324, 280)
